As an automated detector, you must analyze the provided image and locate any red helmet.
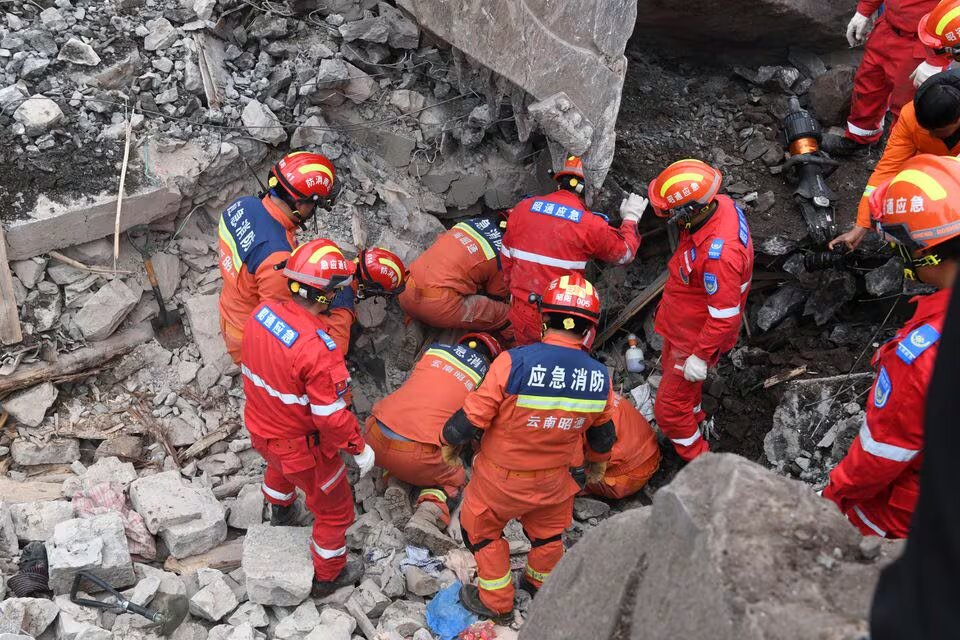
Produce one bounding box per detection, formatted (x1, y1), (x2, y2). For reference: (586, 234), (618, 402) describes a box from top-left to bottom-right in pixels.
(918, 0), (960, 52)
(284, 238), (354, 303)
(647, 159), (723, 218)
(458, 332), (503, 360)
(554, 155), (585, 182)
(269, 152), (337, 206)
(539, 273), (601, 327)
(355, 247), (407, 298)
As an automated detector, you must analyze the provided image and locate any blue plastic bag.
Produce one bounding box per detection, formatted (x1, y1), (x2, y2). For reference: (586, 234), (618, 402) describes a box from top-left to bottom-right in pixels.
(426, 581), (478, 640)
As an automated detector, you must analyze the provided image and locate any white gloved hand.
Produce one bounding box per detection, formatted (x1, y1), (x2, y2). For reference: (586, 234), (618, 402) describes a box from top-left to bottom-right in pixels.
(352, 444), (376, 477)
(846, 12), (872, 47)
(910, 61), (944, 88)
(682, 354), (708, 382)
(619, 193), (648, 224)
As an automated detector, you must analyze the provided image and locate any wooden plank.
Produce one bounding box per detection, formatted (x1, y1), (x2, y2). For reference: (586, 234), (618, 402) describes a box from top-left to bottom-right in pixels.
(595, 270), (669, 347)
(0, 476), (64, 503)
(0, 225), (23, 346)
(0, 321), (154, 396)
(164, 538), (245, 575)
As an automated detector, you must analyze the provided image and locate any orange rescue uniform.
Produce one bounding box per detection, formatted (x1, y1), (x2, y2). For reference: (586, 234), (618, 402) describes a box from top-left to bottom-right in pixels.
(586, 393), (661, 500)
(452, 332), (616, 614)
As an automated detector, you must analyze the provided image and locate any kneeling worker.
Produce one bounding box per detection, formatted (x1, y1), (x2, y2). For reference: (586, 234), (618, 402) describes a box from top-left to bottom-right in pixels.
(365, 332), (503, 552)
(442, 273), (617, 622)
(241, 238), (376, 596)
(584, 392), (661, 500)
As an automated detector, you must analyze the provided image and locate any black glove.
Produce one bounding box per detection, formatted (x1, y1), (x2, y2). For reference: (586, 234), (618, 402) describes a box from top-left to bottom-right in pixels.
(570, 466), (586, 490)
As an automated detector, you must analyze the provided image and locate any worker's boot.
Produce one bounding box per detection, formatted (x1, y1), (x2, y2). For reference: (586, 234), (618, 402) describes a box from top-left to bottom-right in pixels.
(822, 132), (870, 157)
(396, 321), (427, 371)
(311, 559), (365, 597)
(270, 502), (301, 527)
(384, 485), (414, 529)
(459, 584), (514, 625)
(403, 502), (458, 555)
(519, 576), (539, 598)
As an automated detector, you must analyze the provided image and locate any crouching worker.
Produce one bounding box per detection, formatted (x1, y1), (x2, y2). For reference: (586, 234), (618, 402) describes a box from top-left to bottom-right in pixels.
(241, 239), (377, 596)
(365, 332), (503, 553)
(582, 392), (661, 499)
(442, 274), (616, 622)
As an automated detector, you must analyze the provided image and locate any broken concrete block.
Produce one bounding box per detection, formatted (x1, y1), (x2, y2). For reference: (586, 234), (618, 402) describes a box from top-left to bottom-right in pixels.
(159, 485), (227, 559)
(377, 600), (427, 637)
(13, 94), (64, 136)
(46, 513), (135, 594)
(573, 497), (610, 521)
(73, 628), (112, 640)
(189, 575), (240, 622)
(11, 257), (47, 288)
(342, 61), (377, 103)
(199, 452), (242, 476)
(55, 593), (102, 640)
(228, 601), (270, 628)
(349, 579), (390, 618)
(124, 575), (161, 606)
(9, 500), (74, 541)
(63, 238), (114, 266)
(242, 99), (286, 145)
(0, 598), (60, 636)
(4, 382), (59, 429)
(74, 279), (140, 341)
(149, 252), (182, 301)
(134, 562), (187, 598)
(95, 435), (143, 461)
(528, 92), (594, 156)
(378, 2), (419, 49)
(304, 607), (356, 640)
(12, 437), (78, 466)
(227, 483), (264, 530)
(183, 294), (234, 374)
(129, 470), (206, 535)
(445, 175), (487, 209)
(58, 37), (102, 66)
(403, 566), (439, 597)
(226, 622), (264, 640)
(0, 503), (19, 555)
(243, 525), (314, 606)
(273, 600), (320, 640)
(338, 15), (389, 43)
(27, 280), (63, 331)
(66, 456), (138, 494)
(170, 622), (208, 640)
(143, 17), (179, 51)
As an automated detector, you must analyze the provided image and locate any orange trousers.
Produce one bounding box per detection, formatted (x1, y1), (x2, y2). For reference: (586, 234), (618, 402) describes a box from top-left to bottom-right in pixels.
(654, 341), (710, 461)
(586, 453), (660, 500)
(398, 286), (510, 333)
(364, 417), (466, 524)
(460, 456), (578, 614)
(220, 316), (243, 364)
(251, 435), (354, 581)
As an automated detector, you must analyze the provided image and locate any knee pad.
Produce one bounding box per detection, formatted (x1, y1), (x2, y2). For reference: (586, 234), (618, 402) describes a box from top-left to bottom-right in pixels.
(462, 528), (497, 554)
(522, 529), (563, 549)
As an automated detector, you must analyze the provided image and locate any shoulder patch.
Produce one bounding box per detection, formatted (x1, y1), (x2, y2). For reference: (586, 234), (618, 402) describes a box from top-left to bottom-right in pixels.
(873, 366), (891, 409)
(316, 329), (338, 351)
(735, 205), (750, 247)
(708, 239), (724, 259)
(896, 323), (941, 364)
(679, 265), (690, 285)
(689, 247), (696, 263)
(255, 306), (299, 348)
(704, 272), (718, 295)
(529, 199), (583, 223)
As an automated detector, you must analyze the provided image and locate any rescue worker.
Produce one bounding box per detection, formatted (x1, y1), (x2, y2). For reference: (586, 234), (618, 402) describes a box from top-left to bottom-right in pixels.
(583, 392), (661, 500)
(823, 153), (959, 539)
(365, 332), (503, 552)
(241, 238), (376, 595)
(218, 151), (339, 363)
(824, 0), (946, 155)
(398, 215), (511, 338)
(500, 155), (646, 346)
(648, 159), (754, 462)
(329, 246), (409, 352)
(830, 69), (960, 251)
(916, 0), (960, 70)
(442, 273), (617, 621)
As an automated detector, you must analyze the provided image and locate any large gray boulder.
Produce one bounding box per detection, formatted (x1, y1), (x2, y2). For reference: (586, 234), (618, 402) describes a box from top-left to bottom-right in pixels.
(522, 453), (899, 640)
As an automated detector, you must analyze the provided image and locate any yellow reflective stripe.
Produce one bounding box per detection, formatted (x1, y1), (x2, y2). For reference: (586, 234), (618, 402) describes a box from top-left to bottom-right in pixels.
(218, 216), (242, 272)
(525, 565), (549, 582)
(298, 163), (334, 180)
(862, 185), (876, 197)
(378, 256), (404, 281)
(937, 6), (960, 35)
(307, 245), (343, 263)
(418, 488), (447, 503)
(659, 172), (705, 197)
(453, 223), (495, 260)
(478, 571), (513, 591)
(425, 349), (482, 384)
(890, 170), (947, 201)
(515, 395), (607, 412)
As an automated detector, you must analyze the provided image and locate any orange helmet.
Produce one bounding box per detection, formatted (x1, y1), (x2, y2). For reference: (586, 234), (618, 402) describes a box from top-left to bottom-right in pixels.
(537, 273), (601, 328)
(458, 332), (503, 360)
(284, 238), (354, 304)
(918, 0), (960, 52)
(554, 155), (585, 182)
(355, 247), (407, 298)
(269, 151), (338, 207)
(647, 159), (723, 220)
(869, 154), (960, 275)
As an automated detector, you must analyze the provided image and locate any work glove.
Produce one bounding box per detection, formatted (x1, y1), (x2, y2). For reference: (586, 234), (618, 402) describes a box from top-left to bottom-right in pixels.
(569, 466), (587, 489)
(329, 285), (355, 311)
(352, 444), (376, 477)
(619, 193), (648, 224)
(682, 354), (708, 382)
(440, 445), (463, 468)
(846, 12), (872, 47)
(585, 460), (608, 486)
(910, 61), (944, 88)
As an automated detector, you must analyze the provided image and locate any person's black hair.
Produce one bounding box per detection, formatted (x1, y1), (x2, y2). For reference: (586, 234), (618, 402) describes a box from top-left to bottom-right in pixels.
(916, 83), (960, 130)
(931, 235), (960, 261)
(544, 313), (592, 335)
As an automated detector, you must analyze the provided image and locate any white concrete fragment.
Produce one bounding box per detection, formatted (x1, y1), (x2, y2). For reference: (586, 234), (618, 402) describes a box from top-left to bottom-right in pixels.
(45, 513), (136, 594)
(273, 600), (320, 640)
(54, 593), (102, 640)
(0, 503), (18, 555)
(4, 383), (59, 428)
(74, 279), (140, 341)
(242, 100), (286, 145)
(13, 94), (63, 136)
(129, 471), (205, 534)
(58, 37), (101, 66)
(0, 598), (60, 636)
(9, 500), (74, 541)
(227, 483), (264, 530)
(243, 525), (314, 606)
(227, 601), (270, 628)
(189, 575), (240, 622)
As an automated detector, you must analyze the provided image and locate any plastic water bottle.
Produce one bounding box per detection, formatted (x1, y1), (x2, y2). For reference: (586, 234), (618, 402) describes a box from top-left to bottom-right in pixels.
(625, 334), (645, 373)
